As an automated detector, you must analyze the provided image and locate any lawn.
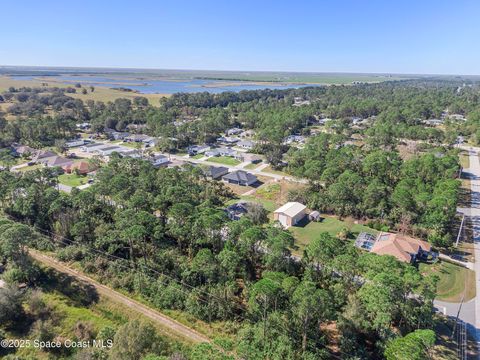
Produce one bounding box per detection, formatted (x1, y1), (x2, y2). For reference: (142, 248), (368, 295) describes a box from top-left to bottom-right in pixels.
(256, 183), (281, 200)
(289, 216), (377, 253)
(190, 154), (205, 159)
(58, 173), (88, 187)
(120, 141), (142, 149)
(459, 152), (470, 168)
(207, 156), (241, 166)
(261, 165), (289, 176)
(244, 162), (261, 170)
(240, 195), (278, 212)
(418, 261), (476, 302)
(15, 164), (44, 172)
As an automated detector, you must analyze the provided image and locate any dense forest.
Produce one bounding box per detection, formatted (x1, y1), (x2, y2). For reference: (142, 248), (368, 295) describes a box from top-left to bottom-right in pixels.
(0, 156), (441, 359)
(286, 133), (461, 247)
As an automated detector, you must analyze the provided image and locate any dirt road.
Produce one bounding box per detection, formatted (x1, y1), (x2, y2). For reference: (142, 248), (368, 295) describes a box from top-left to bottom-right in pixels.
(28, 249), (210, 344)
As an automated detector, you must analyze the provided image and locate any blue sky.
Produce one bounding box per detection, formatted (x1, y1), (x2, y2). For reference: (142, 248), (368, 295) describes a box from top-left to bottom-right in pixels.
(2, 0), (479, 74)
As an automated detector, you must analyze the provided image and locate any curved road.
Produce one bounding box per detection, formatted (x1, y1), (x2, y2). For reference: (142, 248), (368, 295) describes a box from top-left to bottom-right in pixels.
(28, 249), (210, 344)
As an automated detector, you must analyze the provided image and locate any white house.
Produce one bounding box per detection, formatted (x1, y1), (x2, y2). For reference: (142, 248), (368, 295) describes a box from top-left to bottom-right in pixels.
(150, 154), (170, 167)
(66, 139), (86, 148)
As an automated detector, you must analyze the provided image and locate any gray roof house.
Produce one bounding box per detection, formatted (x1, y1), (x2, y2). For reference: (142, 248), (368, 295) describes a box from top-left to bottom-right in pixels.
(149, 154), (170, 167)
(32, 150), (57, 162)
(237, 140), (255, 150)
(225, 201), (250, 220)
(222, 170), (258, 186)
(38, 155), (73, 168)
(226, 127), (243, 136)
(205, 166), (229, 179)
(188, 145), (210, 156)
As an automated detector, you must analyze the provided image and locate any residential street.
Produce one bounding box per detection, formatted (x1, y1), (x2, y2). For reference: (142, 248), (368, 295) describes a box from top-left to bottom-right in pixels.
(437, 145), (480, 356)
(465, 147), (480, 351)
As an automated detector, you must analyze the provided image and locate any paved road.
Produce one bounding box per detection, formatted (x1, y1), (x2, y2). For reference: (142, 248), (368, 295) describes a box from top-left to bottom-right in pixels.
(165, 153), (308, 184)
(28, 249), (210, 344)
(443, 146), (480, 356)
(465, 148), (480, 350)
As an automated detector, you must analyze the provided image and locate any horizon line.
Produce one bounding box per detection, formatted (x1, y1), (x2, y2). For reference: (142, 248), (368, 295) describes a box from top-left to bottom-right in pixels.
(1, 64), (479, 78)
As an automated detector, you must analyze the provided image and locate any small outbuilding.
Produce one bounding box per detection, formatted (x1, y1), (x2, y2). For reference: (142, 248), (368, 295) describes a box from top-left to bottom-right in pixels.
(274, 202), (307, 228)
(308, 211), (322, 222)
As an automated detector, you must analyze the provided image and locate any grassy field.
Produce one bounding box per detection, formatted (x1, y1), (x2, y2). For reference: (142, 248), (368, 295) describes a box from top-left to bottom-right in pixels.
(15, 164), (44, 172)
(419, 261), (476, 302)
(58, 173), (88, 187)
(244, 162), (261, 170)
(207, 156), (241, 166)
(0, 76), (168, 106)
(261, 165), (289, 176)
(4, 264), (188, 359)
(459, 152), (470, 168)
(290, 216), (377, 252)
(189, 154), (205, 159)
(238, 195), (278, 212)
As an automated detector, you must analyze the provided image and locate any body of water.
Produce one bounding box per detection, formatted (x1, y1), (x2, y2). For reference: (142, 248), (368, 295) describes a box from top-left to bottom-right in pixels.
(13, 75), (321, 94)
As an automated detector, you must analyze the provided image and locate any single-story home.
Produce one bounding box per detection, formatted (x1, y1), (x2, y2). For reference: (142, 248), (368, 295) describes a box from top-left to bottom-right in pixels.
(76, 122), (91, 130)
(206, 147), (238, 158)
(63, 161), (92, 175)
(150, 154), (170, 167)
(125, 134), (154, 143)
(106, 131), (130, 141)
(120, 149), (142, 159)
(371, 232), (434, 263)
(274, 202), (307, 228)
(188, 145), (210, 156)
(38, 155), (74, 168)
(283, 135), (306, 145)
(225, 201), (250, 220)
(11, 144), (36, 157)
(222, 170), (258, 186)
(93, 146), (130, 157)
(216, 136), (240, 144)
(65, 139), (86, 148)
(226, 127), (243, 136)
(237, 140), (256, 150)
(204, 165), (229, 179)
(355, 232), (435, 263)
(32, 150), (57, 163)
(423, 119), (443, 126)
(81, 143), (107, 153)
(239, 130), (255, 138)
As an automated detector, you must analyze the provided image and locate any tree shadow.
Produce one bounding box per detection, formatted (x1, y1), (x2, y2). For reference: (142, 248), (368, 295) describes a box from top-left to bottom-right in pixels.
(38, 268), (99, 307)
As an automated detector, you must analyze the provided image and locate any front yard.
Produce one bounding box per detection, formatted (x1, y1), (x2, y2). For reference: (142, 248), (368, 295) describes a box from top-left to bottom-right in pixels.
(207, 156), (241, 166)
(418, 261), (476, 302)
(15, 163), (44, 172)
(58, 173), (88, 187)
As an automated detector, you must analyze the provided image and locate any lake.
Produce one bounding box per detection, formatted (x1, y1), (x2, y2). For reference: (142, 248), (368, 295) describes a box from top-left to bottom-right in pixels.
(12, 75), (321, 94)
